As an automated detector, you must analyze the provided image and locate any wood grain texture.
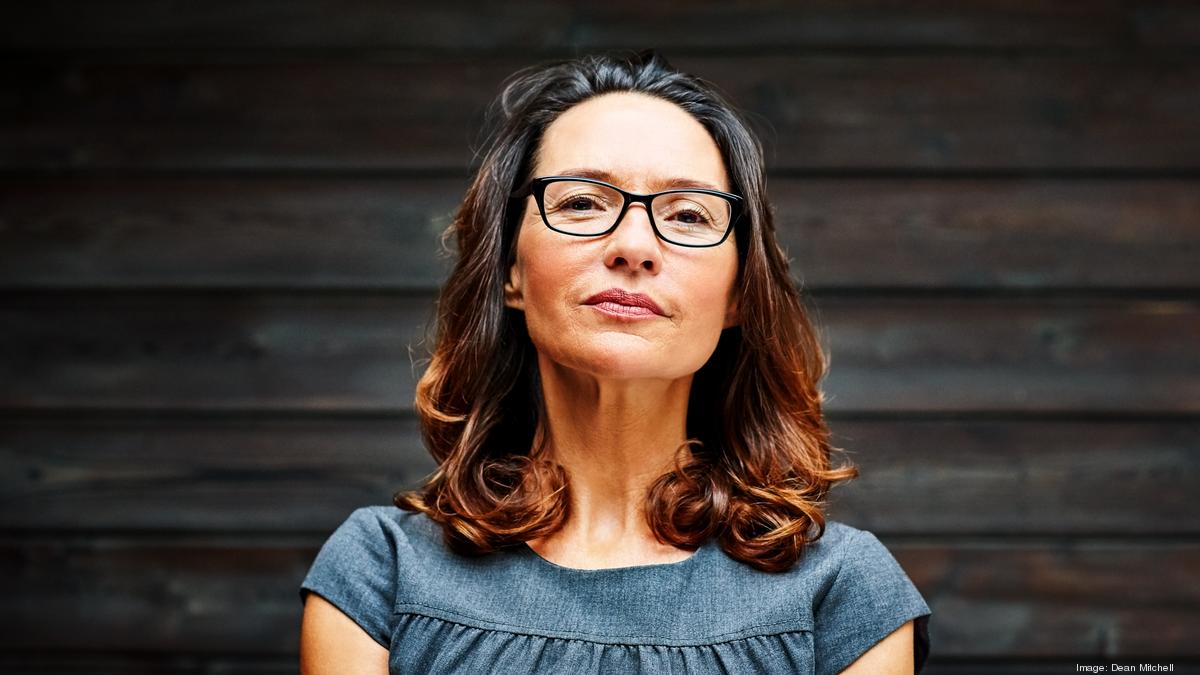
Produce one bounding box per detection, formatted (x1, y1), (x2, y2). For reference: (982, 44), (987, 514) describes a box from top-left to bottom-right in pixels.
(0, 177), (464, 290)
(1, 534), (1196, 657)
(824, 418), (1200, 536)
(0, 416), (436, 532)
(1, 417), (1195, 535)
(3, 177), (1198, 291)
(0, 654), (297, 675)
(903, 541), (1200, 656)
(4, 56), (1198, 171)
(0, 293), (431, 412)
(3, 1), (1197, 51)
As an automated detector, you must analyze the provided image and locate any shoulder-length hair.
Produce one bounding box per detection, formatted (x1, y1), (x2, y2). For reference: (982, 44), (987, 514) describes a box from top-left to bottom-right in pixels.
(394, 48), (858, 573)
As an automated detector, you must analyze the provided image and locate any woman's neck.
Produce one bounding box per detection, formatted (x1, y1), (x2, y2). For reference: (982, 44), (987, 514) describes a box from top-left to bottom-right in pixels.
(530, 355), (695, 563)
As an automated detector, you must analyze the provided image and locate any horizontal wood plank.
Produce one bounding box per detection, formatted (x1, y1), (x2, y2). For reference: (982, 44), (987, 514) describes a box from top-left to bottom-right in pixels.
(0, 653), (297, 674)
(0, 416), (435, 532)
(0, 177), (463, 290)
(3, 177), (1197, 291)
(2, 294), (1196, 413)
(6, 1), (1193, 51)
(0, 535), (311, 654)
(902, 540), (1200, 656)
(0, 294), (430, 412)
(4, 56), (1198, 171)
(1, 417), (1195, 536)
(0, 534), (1196, 656)
(824, 418), (1200, 536)
(818, 296), (1200, 413)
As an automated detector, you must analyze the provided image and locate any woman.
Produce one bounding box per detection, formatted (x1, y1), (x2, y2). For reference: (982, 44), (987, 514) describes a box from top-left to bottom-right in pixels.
(299, 49), (931, 674)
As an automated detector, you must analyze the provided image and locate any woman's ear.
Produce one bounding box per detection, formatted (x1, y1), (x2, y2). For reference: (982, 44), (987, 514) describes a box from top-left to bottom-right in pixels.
(723, 291), (740, 328)
(504, 260), (525, 311)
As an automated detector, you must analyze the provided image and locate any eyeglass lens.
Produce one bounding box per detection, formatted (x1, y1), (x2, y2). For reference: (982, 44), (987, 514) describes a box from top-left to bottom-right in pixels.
(541, 180), (732, 246)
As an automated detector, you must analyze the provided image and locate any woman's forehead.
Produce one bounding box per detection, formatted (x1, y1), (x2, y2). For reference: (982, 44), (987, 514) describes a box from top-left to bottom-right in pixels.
(535, 93), (729, 192)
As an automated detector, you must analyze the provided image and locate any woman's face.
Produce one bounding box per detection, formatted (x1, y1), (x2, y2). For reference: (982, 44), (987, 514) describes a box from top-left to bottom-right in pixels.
(505, 91), (739, 381)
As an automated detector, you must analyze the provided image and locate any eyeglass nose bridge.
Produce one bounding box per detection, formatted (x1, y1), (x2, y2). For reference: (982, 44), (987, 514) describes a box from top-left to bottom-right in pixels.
(606, 193), (661, 238)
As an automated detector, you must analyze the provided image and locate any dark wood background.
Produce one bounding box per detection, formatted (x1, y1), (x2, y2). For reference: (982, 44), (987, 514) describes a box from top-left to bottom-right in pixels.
(2, 2), (1199, 673)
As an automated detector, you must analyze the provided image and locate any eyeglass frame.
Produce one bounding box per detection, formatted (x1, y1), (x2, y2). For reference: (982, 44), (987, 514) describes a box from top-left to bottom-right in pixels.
(508, 175), (745, 248)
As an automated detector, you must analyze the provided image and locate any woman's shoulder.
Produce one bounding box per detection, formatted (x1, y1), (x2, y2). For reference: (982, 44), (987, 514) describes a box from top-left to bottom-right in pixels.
(343, 503), (426, 532)
(709, 518), (928, 635)
(811, 519), (895, 563)
(331, 504), (443, 555)
(806, 520), (930, 619)
(806, 520), (933, 674)
(744, 519), (875, 580)
(801, 518), (864, 558)
(805, 519), (923, 595)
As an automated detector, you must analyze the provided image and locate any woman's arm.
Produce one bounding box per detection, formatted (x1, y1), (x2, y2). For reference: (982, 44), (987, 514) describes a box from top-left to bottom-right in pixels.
(299, 593), (389, 675)
(838, 619), (915, 675)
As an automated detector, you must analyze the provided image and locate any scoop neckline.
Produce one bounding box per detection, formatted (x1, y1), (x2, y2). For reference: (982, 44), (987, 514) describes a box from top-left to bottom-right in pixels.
(521, 537), (710, 573)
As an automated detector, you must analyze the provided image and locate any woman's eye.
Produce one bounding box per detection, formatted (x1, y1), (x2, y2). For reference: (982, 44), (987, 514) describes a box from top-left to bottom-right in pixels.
(673, 209), (710, 226)
(552, 194), (608, 212)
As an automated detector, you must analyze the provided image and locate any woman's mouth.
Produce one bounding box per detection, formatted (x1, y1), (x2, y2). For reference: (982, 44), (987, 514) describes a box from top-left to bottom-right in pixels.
(588, 301), (660, 319)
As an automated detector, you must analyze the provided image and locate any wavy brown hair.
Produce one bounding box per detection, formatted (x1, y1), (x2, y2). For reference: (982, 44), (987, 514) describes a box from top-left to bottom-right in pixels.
(394, 48), (858, 573)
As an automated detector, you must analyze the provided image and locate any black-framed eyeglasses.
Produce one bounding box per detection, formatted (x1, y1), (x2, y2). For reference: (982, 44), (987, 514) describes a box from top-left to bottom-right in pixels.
(509, 176), (744, 248)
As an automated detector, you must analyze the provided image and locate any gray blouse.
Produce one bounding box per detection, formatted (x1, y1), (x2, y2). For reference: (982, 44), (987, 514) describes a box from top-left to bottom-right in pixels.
(300, 505), (932, 674)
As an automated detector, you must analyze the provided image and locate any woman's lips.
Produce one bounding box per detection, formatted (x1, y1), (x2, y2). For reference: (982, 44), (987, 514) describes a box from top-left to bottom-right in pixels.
(588, 301), (659, 319)
(582, 288), (666, 316)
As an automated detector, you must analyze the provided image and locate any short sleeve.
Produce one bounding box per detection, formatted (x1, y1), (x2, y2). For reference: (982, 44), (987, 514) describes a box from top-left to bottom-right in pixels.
(813, 528), (932, 675)
(299, 507), (399, 648)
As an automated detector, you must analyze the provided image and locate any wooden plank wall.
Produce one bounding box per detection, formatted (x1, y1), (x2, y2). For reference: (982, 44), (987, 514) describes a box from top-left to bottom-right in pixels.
(2, 2), (1199, 672)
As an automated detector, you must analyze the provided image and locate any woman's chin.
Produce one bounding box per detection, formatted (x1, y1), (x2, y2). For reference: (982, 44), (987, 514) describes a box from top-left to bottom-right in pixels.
(565, 344), (698, 381)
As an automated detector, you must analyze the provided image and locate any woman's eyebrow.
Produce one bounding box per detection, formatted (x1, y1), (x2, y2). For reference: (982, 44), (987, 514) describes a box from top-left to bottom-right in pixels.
(555, 167), (723, 192)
